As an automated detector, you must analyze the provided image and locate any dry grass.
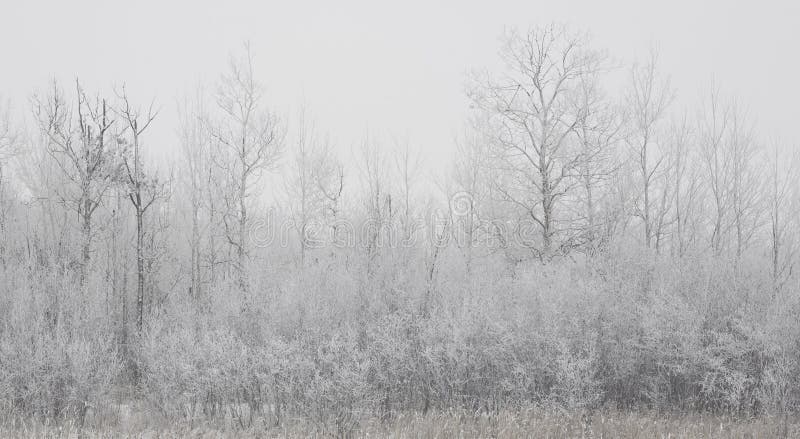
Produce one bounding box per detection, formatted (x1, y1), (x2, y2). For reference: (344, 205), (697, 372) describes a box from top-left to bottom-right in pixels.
(1, 408), (798, 438)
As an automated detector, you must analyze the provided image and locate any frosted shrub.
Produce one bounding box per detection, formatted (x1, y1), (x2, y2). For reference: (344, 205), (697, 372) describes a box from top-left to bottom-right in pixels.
(550, 341), (602, 410)
(0, 331), (120, 425)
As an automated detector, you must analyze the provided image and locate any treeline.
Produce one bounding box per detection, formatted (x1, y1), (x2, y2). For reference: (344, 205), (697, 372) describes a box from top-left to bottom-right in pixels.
(0, 24), (798, 433)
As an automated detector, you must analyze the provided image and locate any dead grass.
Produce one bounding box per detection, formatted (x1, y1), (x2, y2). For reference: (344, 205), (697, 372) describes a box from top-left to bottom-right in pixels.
(1, 408), (798, 438)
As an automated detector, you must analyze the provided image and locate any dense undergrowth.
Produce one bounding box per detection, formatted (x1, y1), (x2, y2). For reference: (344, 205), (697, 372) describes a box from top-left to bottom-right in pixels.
(1, 243), (799, 435)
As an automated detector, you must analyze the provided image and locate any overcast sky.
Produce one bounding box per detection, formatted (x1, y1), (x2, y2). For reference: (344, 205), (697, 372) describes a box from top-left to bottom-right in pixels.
(2, 0), (798, 182)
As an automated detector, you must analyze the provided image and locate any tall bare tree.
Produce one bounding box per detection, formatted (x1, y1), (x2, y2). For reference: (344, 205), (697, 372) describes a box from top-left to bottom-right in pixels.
(450, 117), (492, 274)
(355, 134), (395, 274)
(285, 105), (331, 266)
(665, 115), (702, 257)
(210, 44), (283, 292)
(391, 137), (423, 244)
(469, 24), (606, 260)
(573, 69), (622, 251)
(698, 85), (731, 255)
(768, 141), (799, 296)
(34, 80), (120, 296)
(178, 87), (211, 301)
(116, 87), (165, 335)
(727, 103), (763, 264)
(624, 49), (674, 250)
(697, 87), (763, 260)
(312, 141), (345, 245)
(0, 98), (17, 267)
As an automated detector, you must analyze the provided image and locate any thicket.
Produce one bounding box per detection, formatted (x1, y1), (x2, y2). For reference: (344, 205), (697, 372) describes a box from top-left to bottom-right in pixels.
(0, 24), (799, 435)
(1, 243), (798, 433)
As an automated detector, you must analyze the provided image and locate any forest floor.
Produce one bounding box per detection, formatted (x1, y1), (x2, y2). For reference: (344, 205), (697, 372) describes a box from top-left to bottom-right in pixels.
(1, 408), (798, 438)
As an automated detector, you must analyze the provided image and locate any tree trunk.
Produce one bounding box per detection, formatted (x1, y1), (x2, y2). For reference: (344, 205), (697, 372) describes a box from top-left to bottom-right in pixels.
(642, 137), (651, 249)
(136, 207), (144, 334)
(190, 190), (201, 301)
(540, 141), (552, 260)
(81, 199), (92, 305)
(0, 164), (6, 269)
(238, 171), (248, 293)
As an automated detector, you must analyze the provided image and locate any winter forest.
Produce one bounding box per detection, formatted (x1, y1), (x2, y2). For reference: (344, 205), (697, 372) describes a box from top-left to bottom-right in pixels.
(1, 14), (800, 438)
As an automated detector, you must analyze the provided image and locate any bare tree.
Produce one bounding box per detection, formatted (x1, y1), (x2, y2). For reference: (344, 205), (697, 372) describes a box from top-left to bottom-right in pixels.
(450, 118), (491, 274)
(0, 97), (15, 165)
(0, 98), (17, 267)
(116, 87), (165, 335)
(624, 49), (674, 250)
(391, 137), (423, 243)
(205, 135), (226, 288)
(469, 24), (606, 260)
(423, 202), (449, 317)
(573, 68), (622, 252)
(768, 141), (799, 296)
(697, 87), (763, 260)
(33, 80), (120, 296)
(727, 103), (763, 264)
(285, 105), (331, 266)
(356, 135), (392, 270)
(651, 149), (675, 254)
(698, 85), (731, 255)
(312, 141), (345, 244)
(665, 114), (702, 257)
(107, 185), (128, 343)
(178, 87), (211, 301)
(210, 44), (283, 292)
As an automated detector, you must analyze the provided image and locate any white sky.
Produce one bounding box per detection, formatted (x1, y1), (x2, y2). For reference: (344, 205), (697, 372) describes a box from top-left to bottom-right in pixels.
(2, 0), (798, 185)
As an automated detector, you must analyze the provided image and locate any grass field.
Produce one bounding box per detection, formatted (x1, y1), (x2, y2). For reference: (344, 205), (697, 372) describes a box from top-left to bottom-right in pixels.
(2, 409), (798, 438)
